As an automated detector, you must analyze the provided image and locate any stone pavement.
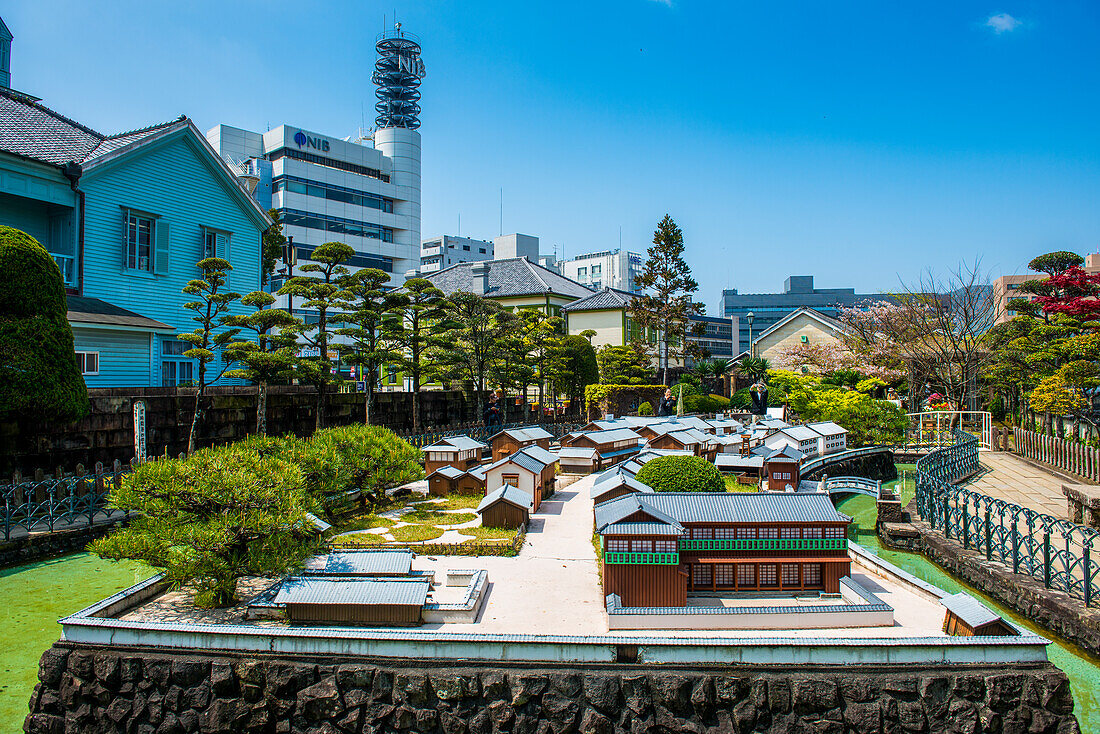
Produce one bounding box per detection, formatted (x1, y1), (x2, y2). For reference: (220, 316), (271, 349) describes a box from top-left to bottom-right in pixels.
(963, 451), (1069, 520)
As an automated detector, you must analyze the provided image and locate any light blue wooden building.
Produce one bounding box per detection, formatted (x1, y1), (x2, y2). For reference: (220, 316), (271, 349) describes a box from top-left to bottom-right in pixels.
(0, 87), (271, 387)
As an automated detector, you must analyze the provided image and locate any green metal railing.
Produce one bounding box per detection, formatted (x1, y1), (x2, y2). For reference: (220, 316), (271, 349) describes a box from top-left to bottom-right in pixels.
(604, 551), (680, 565)
(678, 538), (847, 552)
(916, 428), (1100, 606)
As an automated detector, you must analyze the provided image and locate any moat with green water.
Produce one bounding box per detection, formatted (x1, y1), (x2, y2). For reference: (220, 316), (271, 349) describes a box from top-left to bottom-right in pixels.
(3, 474), (1100, 732)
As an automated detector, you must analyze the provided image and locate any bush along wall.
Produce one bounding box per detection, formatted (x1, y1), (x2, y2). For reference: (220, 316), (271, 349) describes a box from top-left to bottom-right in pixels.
(585, 384), (667, 420)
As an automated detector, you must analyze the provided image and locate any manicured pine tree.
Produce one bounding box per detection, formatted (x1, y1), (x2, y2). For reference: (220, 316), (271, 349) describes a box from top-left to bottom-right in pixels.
(335, 268), (397, 425)
(277, 242), (355, 431)
(224, 291), (301, 435)
(383, 278), (449, 432)
(261, 208), (287, 286)
(431, 292), (517, 420)
(630, 214), (704, 385)
(179, 257), (241, 454)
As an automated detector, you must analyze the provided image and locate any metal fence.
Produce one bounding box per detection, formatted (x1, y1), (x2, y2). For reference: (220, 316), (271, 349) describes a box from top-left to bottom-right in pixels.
(907, 411), (992, 450)
(916, 429), (1100, 606)
(2, 461), (131, 541)
(1013, 427), (1100, 482)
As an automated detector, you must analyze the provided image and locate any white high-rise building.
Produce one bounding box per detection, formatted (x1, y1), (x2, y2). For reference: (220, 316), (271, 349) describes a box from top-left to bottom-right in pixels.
(560, 249), (644, 292)
(420, 234), (493, 273)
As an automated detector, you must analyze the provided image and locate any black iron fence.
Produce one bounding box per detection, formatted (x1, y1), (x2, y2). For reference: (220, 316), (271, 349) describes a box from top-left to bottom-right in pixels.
(2, 461), (132, 541)
(916, 429), (1100, 606)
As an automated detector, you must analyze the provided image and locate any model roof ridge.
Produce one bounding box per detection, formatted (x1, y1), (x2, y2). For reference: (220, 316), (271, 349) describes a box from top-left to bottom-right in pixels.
(478, 483), (533, 512)
(0, 86), (105, 139)
(103, 116), (187, 141)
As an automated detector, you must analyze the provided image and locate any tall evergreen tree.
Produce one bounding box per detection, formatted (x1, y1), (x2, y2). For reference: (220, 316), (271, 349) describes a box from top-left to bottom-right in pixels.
(383, 278), (449, 432)
(335, 268), (396, 425)
(277, 242), (354, 430)
(179, 258), (241, 454)
(261, 209), (288, 285)
(630, 214), (704, 385)
(224, 291), (301, 435)
(431, 292), (517, 418)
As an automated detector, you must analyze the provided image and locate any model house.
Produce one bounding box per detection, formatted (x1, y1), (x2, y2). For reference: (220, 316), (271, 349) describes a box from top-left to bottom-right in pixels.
(590, 467), (655, 506)
(763, 445), (803, 491)
(560, 428), (643, 470)
(647, 427), (718, 462)
(557, 446), (600, 474)
(476, 484), (532, 529)
(595, 492), (852, 607)
(490, 426), (553, 461)
(483, 445), (557, 511)
(427, 465), (466, 497)
(422, 435), (487, 474)
(806, 421), (847, 455)
(764, 425), (822, 459)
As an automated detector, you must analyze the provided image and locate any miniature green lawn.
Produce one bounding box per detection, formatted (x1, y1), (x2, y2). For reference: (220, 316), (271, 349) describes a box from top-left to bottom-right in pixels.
(459, 526), (518, 542)
(724, 475), (759, 492)
(409, 494), (483, 511)
(330, 532), (387, 547)
(389, 524), (446, 542)
(401, 509), (477, 526)
(334, 514), (395, 533)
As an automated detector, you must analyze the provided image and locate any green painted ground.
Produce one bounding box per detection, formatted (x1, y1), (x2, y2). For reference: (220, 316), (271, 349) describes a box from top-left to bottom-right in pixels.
(2, 469), (1099, 732)
(0, 553), (148, 732)
(837, 469), (1100, 731)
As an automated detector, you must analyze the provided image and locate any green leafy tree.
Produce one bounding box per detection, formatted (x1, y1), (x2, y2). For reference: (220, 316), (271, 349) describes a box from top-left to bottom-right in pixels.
(335, 268), (397, 425)
(737, 356), (770, 382)
(224, 291), (301, 435)
(261, 208), (288, 285)
(597, 344), (654, 385)
(278, 242), (354, 430)
(90, 444), (320, 607)
(630, 214), (705, 384)
(548, 334), (599, 416)
(431, 292), (517, 417)
(635, 455), (725, 493)
(384, 277), (449, 432)
(0, 226), (88, 423)
(180, 258), (241, 454)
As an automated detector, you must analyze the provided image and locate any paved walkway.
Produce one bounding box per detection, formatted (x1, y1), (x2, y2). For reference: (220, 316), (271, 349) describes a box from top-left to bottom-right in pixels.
(963, 452), (1069, 520)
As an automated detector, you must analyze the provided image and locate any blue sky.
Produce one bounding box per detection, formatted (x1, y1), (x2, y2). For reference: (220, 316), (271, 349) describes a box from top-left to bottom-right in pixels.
(5, 1), (1098, 313)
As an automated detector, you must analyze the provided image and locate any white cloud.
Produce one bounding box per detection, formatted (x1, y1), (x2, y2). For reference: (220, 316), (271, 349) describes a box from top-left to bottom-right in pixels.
(985, 13), (1022, 34)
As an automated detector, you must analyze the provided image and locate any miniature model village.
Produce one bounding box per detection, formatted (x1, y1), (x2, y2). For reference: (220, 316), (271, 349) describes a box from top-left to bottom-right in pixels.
(80, 411), (1028, 648)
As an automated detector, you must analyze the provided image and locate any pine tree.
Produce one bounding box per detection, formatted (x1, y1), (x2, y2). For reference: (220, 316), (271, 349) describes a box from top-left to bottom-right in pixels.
(431, 293), (517, 419)
(383, 278), (449, 432)
(277, 242), (354, 430)
(179, 257), (240, 454)
(261, 209), (287, 285)
(224, 291), (301, 435)
(630, 215), (704, 385)
(335, 268), (396, 425)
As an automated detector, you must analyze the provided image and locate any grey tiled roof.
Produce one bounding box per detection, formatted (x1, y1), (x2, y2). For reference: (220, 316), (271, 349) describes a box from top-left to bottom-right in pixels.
(590, 472), (653, 499)
(558, 447), (598, 459)
(494, 426), (554, 443)
(301, 551), (413, 576)
(806, 421), (846, 436)
(486, 447), (553, 475)
(715, 455), (764, 469)
(560, 286), (634, 312)
(776, 425), (822, 442)
(440, 435), (488, 451)
(425, 257), (593, 299)
(596, 491), (850, 530)
(478, 484), (533, 512)
(0, 88), (181, 167)
(763, 445), (804, 462)
(940, 592), (1003, 629)
(273, 577), (428, 606)
(427, 466), (466, 480)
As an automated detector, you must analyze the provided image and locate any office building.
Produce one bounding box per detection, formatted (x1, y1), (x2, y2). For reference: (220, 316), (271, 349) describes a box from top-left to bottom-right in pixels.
(494, 233), (540, 261)
(206, 25), (425, 301)
(721, 275), (886, 354)
(560, 249), (644, 293)
(420, 234), (493, 273)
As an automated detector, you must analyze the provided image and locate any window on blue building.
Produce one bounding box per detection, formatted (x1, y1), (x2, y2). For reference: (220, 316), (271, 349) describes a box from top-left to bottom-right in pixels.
(126, 212), (154, 271)
(161, 339), (194, 387)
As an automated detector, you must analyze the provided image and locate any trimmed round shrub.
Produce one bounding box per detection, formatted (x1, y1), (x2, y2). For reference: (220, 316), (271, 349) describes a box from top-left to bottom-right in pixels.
(0, 225), (88, 422)
(635, 455), (725, 493)
(684, 393), (731, 414)
(637, 401), (654, 416)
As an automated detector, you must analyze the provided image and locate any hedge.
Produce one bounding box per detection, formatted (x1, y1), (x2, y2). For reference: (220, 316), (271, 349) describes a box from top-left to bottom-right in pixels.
(634, 455), (726, 493)
(585, 384), (667, 419)
(0, 226), (88, 423)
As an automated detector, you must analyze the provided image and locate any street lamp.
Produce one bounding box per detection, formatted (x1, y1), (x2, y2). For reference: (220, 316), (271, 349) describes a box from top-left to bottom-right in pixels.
(746, 311), (755, 358)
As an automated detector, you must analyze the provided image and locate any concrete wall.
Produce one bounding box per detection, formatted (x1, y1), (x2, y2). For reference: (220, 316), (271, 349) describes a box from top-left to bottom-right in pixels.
(756, 313), (843, 361)
(566, 309), (624, 349)
(25, 643), (1079, 733)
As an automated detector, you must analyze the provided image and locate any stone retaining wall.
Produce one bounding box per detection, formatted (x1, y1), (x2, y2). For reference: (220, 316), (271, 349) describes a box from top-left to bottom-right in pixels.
(878, 502), (1100, 658)
(25, 642), (1080, 733)
(0, 521), (124, 569)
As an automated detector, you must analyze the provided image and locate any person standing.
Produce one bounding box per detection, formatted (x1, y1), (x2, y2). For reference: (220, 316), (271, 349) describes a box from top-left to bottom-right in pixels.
(484, 392), (503, 428)
(656, 388), (676, 417)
